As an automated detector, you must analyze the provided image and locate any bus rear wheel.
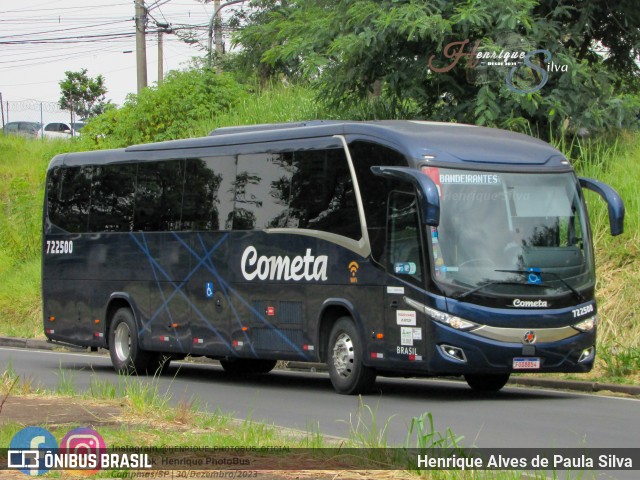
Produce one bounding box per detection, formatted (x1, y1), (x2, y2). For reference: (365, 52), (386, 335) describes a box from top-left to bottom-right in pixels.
(109, 307), (151, 375)
(464, 373), (510, 392)
(327, 317), (376, 395)
(220, 359), (277, 375)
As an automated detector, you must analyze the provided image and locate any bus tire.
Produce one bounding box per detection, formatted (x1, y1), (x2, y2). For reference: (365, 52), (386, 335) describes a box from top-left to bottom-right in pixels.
(464, 373), (510, 392)
(327, 317), (376, 395)
(220, 359), (277, 375)
(108, 307), (151, 375)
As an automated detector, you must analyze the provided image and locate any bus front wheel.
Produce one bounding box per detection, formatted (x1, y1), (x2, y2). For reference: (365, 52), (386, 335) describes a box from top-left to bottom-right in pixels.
(109, 307), (151, 374)
(464, 373), (510, 392)
(327, 317), (376, 395)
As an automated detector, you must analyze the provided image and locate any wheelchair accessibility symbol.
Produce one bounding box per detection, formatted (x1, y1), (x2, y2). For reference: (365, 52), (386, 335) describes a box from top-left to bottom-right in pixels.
(205, 282), (215, 298)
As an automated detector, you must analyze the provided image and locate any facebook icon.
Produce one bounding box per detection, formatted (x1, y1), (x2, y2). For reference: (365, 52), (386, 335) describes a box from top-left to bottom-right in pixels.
(8, 426), (57, 476)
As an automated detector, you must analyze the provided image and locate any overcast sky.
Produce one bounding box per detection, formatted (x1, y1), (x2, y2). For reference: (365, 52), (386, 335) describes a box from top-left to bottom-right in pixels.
(0, 0), (244, 111)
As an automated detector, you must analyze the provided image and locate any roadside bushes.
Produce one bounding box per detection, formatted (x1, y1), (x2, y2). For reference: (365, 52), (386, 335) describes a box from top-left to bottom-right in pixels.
(80, 69), (247, 148)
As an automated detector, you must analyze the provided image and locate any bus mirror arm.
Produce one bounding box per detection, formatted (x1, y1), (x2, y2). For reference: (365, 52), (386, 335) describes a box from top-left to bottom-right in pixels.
(578, 177), (625, 236)
(371, 166), (440, 226)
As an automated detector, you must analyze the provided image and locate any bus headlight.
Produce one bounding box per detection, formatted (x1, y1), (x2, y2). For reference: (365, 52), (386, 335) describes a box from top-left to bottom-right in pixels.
(404, 297), (478, 331)
(573, 315), (598, 332)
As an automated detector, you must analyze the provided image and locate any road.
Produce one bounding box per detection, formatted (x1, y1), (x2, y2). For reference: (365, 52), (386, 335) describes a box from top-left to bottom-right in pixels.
(1, 347), (638, 456)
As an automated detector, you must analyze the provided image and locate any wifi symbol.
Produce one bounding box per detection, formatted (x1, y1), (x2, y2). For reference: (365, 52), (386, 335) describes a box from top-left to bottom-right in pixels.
(348, 261), (359, 276)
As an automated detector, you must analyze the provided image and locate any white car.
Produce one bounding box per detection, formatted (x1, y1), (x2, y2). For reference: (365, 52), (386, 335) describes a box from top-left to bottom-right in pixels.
(39, 121), (85, 139)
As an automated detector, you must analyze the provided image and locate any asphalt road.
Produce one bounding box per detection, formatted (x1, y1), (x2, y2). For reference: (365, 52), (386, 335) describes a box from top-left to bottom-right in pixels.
(2, 346), (638, 451)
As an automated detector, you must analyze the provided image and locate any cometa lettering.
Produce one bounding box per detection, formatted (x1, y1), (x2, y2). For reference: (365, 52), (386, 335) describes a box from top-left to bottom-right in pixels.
(513, 299), (548, 308)
(241, 246), (328, 282)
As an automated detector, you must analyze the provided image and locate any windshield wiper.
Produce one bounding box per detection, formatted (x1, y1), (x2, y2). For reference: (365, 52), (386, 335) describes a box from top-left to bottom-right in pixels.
(495, 269), (586, 303)
(454, 280), (548, 301)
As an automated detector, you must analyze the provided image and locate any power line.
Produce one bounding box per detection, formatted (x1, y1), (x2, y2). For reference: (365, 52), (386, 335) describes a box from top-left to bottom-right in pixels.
(0, 19), (132, 40)
(0, 3), (130, 14)
(0, 31), (139, 45)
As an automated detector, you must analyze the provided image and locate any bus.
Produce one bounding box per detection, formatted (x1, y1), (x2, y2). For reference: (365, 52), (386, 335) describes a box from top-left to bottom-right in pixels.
(43, 120), (625, 394)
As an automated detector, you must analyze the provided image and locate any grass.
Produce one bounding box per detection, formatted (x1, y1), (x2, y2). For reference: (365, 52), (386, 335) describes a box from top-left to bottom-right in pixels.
(0, 366), (579, 479)
(556, 134), (640, 381)
(0, 134), (83, 338)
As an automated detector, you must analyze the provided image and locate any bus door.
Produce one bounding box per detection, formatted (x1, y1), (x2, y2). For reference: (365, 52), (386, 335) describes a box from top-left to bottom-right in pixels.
(384, 190), (428, 362)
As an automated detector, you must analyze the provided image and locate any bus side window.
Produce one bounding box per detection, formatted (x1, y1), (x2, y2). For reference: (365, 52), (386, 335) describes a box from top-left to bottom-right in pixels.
(348, 140), (408, 262)
(182, 156), (236, 231)
(50, 166), (92, 233)
(233, 153), (292, 230)
(89, 164), (137, 232)
(288, 148), (361, 240)
(134, 160), (184, 232)
(387, 191), (424, 286)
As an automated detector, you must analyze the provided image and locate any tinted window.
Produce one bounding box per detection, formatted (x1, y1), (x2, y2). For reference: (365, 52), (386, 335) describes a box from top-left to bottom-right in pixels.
(134, 160), (184, 231)
(48, 166), (92, 232)
(233, 153), (292, 230)
(89, 163), (137, 232)
(388, 191), (424, 287)
(288, 148), (361, 240)
(349, 141), (408, 260)
(183, 156), (236, 231)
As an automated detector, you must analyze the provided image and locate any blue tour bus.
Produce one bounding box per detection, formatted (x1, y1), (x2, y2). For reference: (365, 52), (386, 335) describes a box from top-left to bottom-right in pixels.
(42, 121), (624, 394)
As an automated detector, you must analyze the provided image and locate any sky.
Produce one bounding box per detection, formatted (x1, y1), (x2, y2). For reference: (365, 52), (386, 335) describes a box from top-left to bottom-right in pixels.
(0, 0), (245, 119)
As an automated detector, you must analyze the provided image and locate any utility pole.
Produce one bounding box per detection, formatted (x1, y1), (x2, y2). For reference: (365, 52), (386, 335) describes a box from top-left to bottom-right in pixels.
(155, 22), (171, 86)
(135, 0), (148, 93)
(214, 0), (223, 56)
(207, 0), (247, 69)
(158, 30), (163, 85)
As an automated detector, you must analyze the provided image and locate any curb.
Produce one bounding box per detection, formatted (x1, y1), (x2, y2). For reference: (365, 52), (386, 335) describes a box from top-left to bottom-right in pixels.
(2, 337), (638, 396)
(282, 362), (640, 396)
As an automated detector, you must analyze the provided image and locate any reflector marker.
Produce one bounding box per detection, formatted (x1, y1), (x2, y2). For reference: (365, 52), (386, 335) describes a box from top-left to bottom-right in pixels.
(232, 340), (244, 347)
(45, 329), (55, 334)
(303, 345), (315, 351)
(93, 332), (104, 338)
(193, 338), (204, 344)
(370, 352), (384, 359)
(160, 336), (170, 342)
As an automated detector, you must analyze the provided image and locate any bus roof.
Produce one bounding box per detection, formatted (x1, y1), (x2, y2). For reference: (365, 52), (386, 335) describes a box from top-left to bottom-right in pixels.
(51, 120), (570, 170)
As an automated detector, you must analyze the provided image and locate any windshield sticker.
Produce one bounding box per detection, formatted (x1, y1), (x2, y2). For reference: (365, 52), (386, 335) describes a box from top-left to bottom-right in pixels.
(401, 327), (414, 346)
(527, 272), (542, 284)
(397, 310), (417, 326)
(439, 266), (459, 273)
(439, 173), (501, 185)
(394, 262), (417, 275)
(440, 173), (500, 185)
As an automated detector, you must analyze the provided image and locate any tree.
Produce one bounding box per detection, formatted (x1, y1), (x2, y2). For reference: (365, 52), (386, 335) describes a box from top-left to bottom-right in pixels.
(58, 69), (110, 119)
(233, 0), (640, 137)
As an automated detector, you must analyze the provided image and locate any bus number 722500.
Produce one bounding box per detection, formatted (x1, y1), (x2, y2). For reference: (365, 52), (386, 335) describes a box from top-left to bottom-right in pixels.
(45, 240), (73, 255)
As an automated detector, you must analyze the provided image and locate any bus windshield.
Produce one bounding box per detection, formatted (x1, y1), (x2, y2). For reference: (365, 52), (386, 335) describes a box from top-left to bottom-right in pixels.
(423, 167), (595, 300)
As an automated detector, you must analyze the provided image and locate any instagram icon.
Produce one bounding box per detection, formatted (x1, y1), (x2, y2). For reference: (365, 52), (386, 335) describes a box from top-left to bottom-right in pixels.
(60, 427), (106, 474)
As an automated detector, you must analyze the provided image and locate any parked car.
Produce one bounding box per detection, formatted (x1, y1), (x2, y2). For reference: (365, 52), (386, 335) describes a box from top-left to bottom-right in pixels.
(2, 121), (41, 137)
(38, 121), (85, 139)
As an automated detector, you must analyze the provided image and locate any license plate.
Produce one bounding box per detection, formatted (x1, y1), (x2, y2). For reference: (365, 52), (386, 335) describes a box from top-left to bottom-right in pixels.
(513, 357), (541, 370)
